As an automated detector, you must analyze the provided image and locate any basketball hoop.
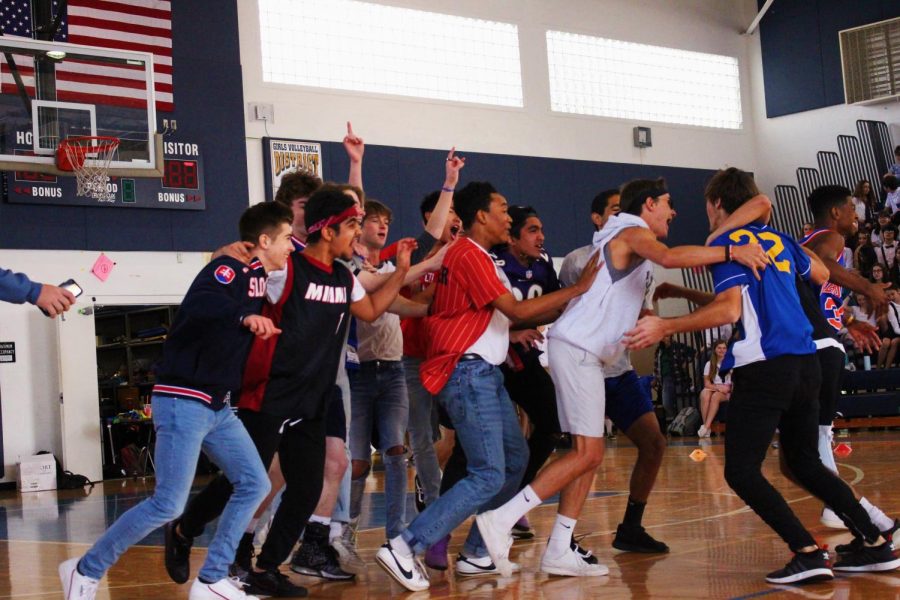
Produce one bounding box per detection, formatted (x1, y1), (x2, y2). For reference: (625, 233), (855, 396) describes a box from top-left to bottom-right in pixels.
(57, 136), (120, 201)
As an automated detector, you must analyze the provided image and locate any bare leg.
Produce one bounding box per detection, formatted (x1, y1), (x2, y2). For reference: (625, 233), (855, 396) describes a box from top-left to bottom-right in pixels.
(886, 338), (900, 368)
(877, 338), (890, 368)
(699, 389), (712, 424)
(531, 435), (605, 512)
(311, 437), (349, 517)
(704, 392), (725, 431)
(622, 413), (667, 503)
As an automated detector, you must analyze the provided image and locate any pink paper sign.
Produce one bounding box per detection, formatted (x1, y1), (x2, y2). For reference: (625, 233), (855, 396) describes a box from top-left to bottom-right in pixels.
(91, 253), (115, 282)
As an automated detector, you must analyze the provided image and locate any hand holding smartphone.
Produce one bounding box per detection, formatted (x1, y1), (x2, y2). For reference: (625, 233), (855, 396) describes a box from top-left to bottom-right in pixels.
(39, 278), (83, 317)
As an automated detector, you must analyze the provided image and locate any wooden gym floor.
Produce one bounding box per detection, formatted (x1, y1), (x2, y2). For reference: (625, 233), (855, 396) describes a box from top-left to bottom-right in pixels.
(3, 431), (900, 599)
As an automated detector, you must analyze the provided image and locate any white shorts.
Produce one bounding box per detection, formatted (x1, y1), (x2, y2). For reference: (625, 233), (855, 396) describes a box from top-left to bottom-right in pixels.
(548, 337), (606, 438)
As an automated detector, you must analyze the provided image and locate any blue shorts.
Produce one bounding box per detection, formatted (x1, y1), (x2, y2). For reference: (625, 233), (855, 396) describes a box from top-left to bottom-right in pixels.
(605, 370), (654, 432)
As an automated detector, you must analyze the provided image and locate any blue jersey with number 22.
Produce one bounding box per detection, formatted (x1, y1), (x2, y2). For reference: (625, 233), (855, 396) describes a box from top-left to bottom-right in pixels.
(709, 223), (816, 372)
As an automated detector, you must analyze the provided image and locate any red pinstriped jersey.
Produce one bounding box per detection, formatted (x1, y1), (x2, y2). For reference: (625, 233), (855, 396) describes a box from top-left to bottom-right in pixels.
(420, 238), (509, 394)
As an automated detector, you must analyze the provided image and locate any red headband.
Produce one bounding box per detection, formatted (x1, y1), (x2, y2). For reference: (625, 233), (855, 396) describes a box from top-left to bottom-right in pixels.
(307, 206), (363, 235)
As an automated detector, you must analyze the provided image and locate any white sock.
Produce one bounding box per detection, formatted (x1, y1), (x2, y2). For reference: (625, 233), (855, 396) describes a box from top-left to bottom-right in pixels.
(495, 485), (542, 532)
(389, 534), (413, 558)
(330, 520), (344, 542)
(547, 514), (577, 557)
(309, 514), (331, 526)
(817, 425), (838, 475)
(245, 518), (259, 534)
(860, 497), (895, 532)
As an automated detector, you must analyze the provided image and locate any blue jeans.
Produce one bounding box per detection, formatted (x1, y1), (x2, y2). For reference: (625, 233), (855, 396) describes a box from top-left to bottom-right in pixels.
(402, 359), (528, 557)
(79, 396), (270, 582)
(349, 360), (409, 539)
(333, 366), (352, 524)
(403, 356), (441, 507)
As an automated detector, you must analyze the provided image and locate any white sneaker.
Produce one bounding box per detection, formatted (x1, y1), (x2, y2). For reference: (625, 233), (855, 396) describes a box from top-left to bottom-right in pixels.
(697, 425), (708, 438)
(375, 542), (430, 592)
(540, 540), (609, 577)
(59, 557), (99, 600)
(189, 577), (259, 600)
(455, 553), (522, 577)
(821, 507), (848, 529)
(475, 510), (515, 577)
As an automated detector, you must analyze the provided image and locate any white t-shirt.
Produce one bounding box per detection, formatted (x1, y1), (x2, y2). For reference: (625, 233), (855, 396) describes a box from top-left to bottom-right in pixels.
(849, 304), (877, 327)
(465, 241), (512, 365)
(876, 243), (897, 270)
(703, 360), (732, 386)
(356, 261), (403, 361)
(851, 197), (868, 224)
(886, 189), (900, 215)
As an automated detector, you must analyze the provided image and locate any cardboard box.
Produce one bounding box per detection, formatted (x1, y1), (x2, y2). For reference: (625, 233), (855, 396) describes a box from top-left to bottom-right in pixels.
(18, 454), (57, 492)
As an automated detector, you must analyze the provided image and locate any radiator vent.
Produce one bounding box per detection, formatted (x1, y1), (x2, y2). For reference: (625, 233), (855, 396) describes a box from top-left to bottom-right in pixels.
(840, 16), (900, 105)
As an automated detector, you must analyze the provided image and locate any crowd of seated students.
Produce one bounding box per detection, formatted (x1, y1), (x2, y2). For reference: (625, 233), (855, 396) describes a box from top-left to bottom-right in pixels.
(841, 289), (900, 370)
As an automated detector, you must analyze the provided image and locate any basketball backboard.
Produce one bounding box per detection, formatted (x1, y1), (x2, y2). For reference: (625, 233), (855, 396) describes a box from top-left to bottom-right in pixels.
(0, 36), (161, 176)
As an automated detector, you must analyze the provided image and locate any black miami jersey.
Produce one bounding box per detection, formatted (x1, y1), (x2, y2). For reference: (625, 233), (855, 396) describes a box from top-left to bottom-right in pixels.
(240, 252), (364, 420)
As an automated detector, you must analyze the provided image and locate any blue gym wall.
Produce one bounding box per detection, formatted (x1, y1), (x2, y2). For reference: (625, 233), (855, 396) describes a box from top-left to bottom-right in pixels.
(759, 0), (900, 118)
(318, 141), (718, 256)
(0, 0), (718, 255)
(0, 0), (249, 252)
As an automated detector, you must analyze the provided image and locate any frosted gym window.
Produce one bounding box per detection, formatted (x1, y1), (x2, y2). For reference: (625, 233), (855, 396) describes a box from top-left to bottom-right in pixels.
(546, 31), (743, 130)
(258, 0), (523, 107)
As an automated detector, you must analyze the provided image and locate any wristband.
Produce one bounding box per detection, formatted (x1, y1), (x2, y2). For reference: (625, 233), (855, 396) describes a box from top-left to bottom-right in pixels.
(725, 245), (732, 262)
(441, 186), (454, 193)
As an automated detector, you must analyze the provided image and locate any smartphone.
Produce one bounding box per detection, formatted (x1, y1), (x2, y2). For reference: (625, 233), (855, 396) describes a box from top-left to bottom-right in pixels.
(40, 278), (83, 316)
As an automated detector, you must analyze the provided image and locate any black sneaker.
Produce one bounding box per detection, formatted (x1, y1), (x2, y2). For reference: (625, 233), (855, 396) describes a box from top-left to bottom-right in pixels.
(414, 474), (426, 513)
(612, 523), (670, 554)
(164, 520), (192, 584)
(290, 522), (354, 581)
(512, 516), (535, 541)
(229, 532), (255, 579)
(244, 568), (309, 597)
(765, 550), (833, 584)
(833, 541), (900, 572)
(836, 519), (900, 555)
(571, 535), (599, 565)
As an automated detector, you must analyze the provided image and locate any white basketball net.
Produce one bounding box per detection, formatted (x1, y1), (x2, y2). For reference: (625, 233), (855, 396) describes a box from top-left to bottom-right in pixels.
(63, 138), (119, 201)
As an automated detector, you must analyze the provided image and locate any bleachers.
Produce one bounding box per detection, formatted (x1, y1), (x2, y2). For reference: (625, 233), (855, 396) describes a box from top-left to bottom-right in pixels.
(835, 368), (900, 429)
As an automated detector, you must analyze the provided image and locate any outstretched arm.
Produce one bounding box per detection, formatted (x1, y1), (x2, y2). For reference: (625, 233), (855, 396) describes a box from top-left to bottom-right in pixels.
(653, 281), (716, 307)
(804, 230), (888, 315)
(705, 194), (772, 244)
(356, 243), (451, 292)
(492, 253), (601, 323)
(620, 227), (769, 278)
(625, 287), (742, 350)
(351, 239), (415, 322)
(388, 294), (429, 318)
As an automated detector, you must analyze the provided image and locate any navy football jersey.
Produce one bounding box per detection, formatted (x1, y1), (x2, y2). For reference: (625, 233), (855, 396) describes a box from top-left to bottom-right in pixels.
(493, 248), (560, 365)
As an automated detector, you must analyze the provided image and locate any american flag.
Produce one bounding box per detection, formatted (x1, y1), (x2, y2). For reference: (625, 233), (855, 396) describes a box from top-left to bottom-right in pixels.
(0, 0), (173, 112)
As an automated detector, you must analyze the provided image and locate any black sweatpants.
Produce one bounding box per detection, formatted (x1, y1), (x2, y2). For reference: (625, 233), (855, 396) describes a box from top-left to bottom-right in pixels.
(179, 409), (326, 570)
(441, 361), (559, 494)
(723, 354), (880, 551)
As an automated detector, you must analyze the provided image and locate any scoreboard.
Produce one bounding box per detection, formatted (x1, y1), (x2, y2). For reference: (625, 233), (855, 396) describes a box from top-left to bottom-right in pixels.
(2, 139), (206, 210)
